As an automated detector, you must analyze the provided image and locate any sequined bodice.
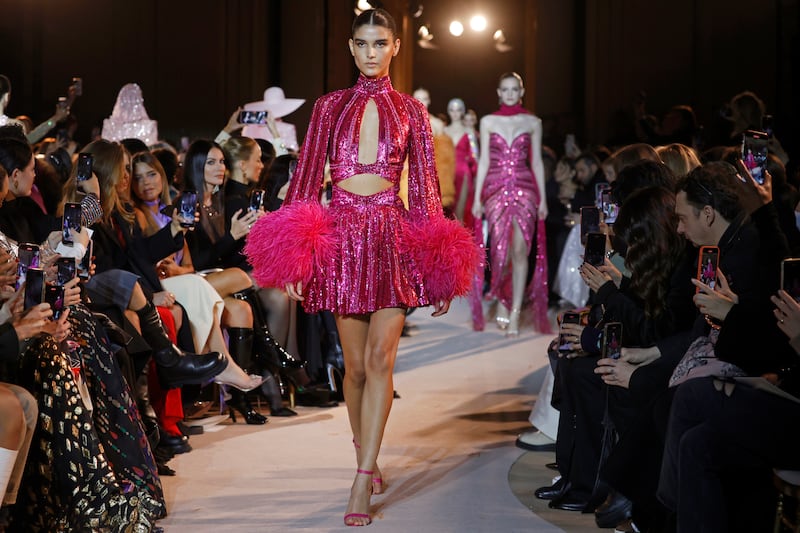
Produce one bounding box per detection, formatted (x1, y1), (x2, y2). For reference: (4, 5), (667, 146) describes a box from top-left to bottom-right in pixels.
(488, 132), (530, 171)
(327, 76), (409, 187)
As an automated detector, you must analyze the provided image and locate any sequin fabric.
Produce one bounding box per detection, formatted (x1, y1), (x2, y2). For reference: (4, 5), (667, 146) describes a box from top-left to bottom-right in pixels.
(482, 132), (550, 332)
(284, 75), (444, 315)
(454, 133), (478, 227)
(11, 330), (163, 532)
(101, 83), (158, 146)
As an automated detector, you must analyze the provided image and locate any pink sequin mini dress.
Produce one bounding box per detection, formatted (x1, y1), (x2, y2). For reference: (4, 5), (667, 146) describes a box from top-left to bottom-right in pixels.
(246, 75), (480, 316)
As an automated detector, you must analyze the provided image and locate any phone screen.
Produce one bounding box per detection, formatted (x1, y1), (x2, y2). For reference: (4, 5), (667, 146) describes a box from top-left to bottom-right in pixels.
(78, 240), (93, 280)
(239, 110), (268, 125)
(594, 183), (611, 209)
(601, 191), (618, 225)
(45, 284), (65, 319)
(62, 202), (82, 246)
(584, 232), (607, 267)
(741, 130), (768, 185)
(178, 191), (198, 228)
(781, 258), (800, 302)
(580, 206), (600, 245)
(249, 189), (265, 212)
(76, 153), (93, 182)
(16, 243), (40, 291)
(24, 268), (45, 310)
(56, 257), (77, 286)
(602, 322), (623, 360)
(697, 246), (720, 292)
(558, 311), (581, 352)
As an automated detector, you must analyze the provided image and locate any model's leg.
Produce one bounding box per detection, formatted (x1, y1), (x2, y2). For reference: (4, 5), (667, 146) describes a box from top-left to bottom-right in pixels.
(336, 314), (370, 453)
(341, 308), (406, 525)
(508, 220), (529, 335)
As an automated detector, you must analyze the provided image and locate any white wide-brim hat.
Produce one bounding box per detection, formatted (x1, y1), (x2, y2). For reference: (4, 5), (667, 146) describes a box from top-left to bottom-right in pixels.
(243, 87), (305, 118)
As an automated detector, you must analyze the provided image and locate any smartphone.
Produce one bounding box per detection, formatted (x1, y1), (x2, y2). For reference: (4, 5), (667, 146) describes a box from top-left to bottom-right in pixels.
(239, 110), (268, 125)
(16, 243), (40, 291)
(24, 268), (45, 310)
(601, 191), (618, 225)
(558, 311), (581, 352)
(44, 284), (65, 319)
(781, 258), (800, 302)
(697, 245), (720, 292)
(56, 257), (77, 286)
(602, 322), (623, 360)
(77, 240), (93, 280)
(76, 152), (93, 182)
(584, 232), (607, 268)
(249, 189), (266, 212)
(741, 130), (768, 185)
(178, 191), (198, 228)
(594, 183), (611, 209)
(580, 206), (600, 245)
(62, 202), (82, 246)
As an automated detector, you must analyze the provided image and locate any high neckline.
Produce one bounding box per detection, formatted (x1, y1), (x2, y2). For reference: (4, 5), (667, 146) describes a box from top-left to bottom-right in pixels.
(493, 104), (530, 116)
(355, 75), (393, 96)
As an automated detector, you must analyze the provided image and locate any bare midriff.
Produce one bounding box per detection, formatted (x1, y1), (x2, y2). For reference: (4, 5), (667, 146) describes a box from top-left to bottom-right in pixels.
(336, 98), (393, 196)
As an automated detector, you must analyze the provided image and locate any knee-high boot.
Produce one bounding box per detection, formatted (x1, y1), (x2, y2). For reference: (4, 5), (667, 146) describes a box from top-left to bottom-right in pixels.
(226, 327), (267, 425)
(232, 287), (309, 386)
(136, 301), (228, 389)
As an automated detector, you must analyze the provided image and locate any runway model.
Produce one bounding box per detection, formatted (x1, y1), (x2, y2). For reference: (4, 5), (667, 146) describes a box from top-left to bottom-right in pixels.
(472, 72), (550, 336)
(245, 8), (480, 526)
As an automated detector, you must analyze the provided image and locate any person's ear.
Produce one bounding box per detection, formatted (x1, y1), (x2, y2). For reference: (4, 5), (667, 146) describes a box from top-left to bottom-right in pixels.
(702, 205), (715, 225)
(519, 87), (526, 99)
(348, 38), (355, 57)
(393, 38), (401, 57)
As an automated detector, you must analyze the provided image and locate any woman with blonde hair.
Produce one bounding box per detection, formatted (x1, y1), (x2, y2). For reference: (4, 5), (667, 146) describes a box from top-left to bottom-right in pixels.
(655, 143), (701, 179)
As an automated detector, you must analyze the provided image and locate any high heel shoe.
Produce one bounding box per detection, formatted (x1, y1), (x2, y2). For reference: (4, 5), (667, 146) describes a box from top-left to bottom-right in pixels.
(353, 439), (385, 494)
(496, 305), (510, 330)
(507, 308), (521, 337)
(228, 390), (268, 425)
(344, 469), (373, 526)
(214, 373), (265, 392)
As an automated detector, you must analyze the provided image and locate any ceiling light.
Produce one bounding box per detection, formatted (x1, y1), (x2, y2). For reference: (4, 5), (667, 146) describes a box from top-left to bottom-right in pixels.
(470, 15), (487, 32)
(449, 20), (464, 37)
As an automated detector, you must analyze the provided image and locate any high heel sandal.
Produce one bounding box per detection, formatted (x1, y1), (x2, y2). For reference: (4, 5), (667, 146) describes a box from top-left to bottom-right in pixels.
(344, 468), (373, 526)
(506, 308), (521, 337)
(496, 305), (510, 330)
(214, 373), (265, 392)
(353, 439), (385, 494)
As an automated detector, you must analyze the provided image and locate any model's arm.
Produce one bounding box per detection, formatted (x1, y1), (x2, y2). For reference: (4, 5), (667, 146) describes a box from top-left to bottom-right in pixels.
(530, 116), (547, 219)
(471, 116), (492, 218)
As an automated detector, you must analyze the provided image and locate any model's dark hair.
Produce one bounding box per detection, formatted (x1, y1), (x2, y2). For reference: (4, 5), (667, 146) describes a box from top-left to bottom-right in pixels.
(614, 186), (683, 318)
(183, 139), (225, 193)
(498, 72), (524, 88)
(676, 161), (743, 222)
(0, 138), (32, 176)
(352, 8), (397, 38)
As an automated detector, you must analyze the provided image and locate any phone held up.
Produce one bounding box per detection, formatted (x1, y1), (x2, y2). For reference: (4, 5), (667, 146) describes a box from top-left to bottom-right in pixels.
(584, 232), (607, 268)
(62, 202), (82, 246)
(76, 152), (93, 182)
(239, 110), (268, 125)
(16, 243), (40, 291)
(558, 311), (581, 353)
(78, 240), (93, 280)
(741, 129), (768, 185)
(178, 191), (198, 229)
(602, 322), (623, 360)
(781, 258), (800, 302)
(697, 246), (720, 292)
(580, 206), (600, 245)
(23, 267), (45, 311)
(249, 189), (266, 212)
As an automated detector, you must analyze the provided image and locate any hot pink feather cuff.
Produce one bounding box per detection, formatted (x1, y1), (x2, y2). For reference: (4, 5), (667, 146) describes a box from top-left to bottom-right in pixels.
(244, 202), (338, 288)
(402, 217), (483, 303)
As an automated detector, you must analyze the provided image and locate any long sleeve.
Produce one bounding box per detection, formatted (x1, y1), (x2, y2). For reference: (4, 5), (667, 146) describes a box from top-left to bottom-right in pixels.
(403, 96), (443, 222)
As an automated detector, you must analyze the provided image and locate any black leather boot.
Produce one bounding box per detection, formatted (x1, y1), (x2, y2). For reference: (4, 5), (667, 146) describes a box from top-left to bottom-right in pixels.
(136, 301), (228, 389)
(232, 287), (307, 372)
(227, 327), (267, 425)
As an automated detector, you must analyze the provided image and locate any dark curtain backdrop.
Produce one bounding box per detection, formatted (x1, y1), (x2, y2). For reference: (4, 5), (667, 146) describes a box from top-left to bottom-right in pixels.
(0, 0), (797, 158)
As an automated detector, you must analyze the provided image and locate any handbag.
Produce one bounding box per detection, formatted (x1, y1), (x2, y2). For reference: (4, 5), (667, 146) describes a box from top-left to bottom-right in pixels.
(668, 328), (745, 387)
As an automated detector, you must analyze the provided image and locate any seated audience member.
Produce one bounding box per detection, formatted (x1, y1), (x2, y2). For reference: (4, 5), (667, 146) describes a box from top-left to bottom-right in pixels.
(655, 143), (701, 179)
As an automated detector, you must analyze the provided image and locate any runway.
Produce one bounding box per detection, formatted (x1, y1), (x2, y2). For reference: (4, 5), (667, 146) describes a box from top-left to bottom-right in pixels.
(159, 298), (597, 532)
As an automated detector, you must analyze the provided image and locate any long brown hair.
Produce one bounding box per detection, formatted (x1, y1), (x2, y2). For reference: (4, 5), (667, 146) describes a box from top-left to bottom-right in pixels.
(613, 186), (683, 318)
(131, 151), (171, 235)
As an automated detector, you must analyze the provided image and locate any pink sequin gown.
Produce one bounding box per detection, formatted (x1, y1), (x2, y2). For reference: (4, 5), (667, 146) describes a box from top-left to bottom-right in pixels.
(482, 132), (549, 332)
(283, 75), (454, 315)
(454, 133), (478, 227)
